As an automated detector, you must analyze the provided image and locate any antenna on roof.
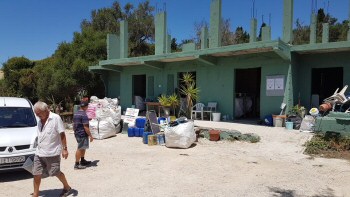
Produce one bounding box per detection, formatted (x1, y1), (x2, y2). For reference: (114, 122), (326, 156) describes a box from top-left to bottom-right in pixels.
(251, 0), (256, 19)
(269, 13), (271, 26)
(163, 2), (166, 13)
(327, 0), (330, 15)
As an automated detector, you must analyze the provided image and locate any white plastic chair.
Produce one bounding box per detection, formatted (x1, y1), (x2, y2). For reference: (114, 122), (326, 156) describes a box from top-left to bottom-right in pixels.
(207, 102), (217, 112)
(323, 85), (348, 105)
(191, 103), (205, 120)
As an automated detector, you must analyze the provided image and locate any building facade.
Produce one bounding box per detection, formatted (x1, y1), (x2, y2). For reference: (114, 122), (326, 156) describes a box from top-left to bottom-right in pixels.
(89, 0), (350, 120)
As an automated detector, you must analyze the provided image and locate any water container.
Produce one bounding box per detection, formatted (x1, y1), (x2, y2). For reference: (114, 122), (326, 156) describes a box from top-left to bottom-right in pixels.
(212, 113), (221, 122)
(139, 128), (144, 137)
(158, 117), (166, 124)
(133, 128), (140, 137)
(157, 133), (165, 145)
(274, 117), (283, 127)
(127, 127), (135, 137)
(264, 115), (273, 126)
(143, 132), (152, 144)
(285, 122), (293, 130)
(135, 118), (146, 128)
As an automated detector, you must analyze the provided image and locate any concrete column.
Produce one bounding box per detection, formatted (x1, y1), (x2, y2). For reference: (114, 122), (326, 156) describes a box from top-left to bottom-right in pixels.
(166, 34), (171, 53)
(282, 0), (294, 43)
(209, 0), (222, 48)
(262, 26), (271, 41)
(120, 21), (128, 58)
(107, 34), (120, 60)
(322, 23), (329, 43)
(283, 64), (294, 116)
(310, 13), (317, 44)
(250, 18), (257, 43)
(201, 26), (208, 49)
(155, 12), (167, 55)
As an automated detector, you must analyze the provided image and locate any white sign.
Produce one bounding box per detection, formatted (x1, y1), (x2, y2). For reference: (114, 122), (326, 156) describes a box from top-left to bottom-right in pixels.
(266, 75), (285, 96)
(266, 78), (275, 90)
(124, 108), (139, 124)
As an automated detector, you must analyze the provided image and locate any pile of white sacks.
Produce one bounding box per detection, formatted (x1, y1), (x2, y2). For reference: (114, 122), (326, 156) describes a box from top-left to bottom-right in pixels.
(87, 96), (122, 140)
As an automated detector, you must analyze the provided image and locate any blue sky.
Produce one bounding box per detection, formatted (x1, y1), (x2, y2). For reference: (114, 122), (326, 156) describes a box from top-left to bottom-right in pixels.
(1, 0), (349, 67)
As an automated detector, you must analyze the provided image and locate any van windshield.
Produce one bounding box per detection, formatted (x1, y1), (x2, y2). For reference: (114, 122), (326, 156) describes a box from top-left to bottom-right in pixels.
(0, 107), (37, 128)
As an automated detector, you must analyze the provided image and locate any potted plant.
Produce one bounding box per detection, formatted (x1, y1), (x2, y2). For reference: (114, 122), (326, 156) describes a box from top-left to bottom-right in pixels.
(179, 73), (200, 118)
(158, 93), (179, 117)
(290, 105), (306, 118)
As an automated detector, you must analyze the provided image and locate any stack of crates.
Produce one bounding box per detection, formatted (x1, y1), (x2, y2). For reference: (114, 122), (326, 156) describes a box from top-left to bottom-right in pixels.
(127, 118), (146, 137)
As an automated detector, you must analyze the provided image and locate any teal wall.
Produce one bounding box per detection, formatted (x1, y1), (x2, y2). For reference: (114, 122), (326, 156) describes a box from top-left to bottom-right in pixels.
(108, 52), (290, 119)
(107, 72), (121, 98)
(294, 51), (350, 110)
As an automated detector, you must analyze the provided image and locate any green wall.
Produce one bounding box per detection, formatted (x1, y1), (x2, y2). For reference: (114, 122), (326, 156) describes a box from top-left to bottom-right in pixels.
(108, 52), (290, 119)
(295, 51), (350, 110)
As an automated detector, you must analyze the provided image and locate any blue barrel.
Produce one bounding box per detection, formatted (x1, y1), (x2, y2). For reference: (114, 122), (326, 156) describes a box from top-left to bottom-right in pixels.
(136, 118), (146, 128)
(128, 127), (135, 137)
(134, 128), (140, 137)
(264, 115), (273, 126)
(143, 132), (152, 144)
(139, 128), (144, 137)
(158, 117), (166, 124)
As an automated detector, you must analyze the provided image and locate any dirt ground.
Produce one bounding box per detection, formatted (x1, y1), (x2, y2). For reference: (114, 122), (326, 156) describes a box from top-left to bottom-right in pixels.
(1, 120), (350, 197)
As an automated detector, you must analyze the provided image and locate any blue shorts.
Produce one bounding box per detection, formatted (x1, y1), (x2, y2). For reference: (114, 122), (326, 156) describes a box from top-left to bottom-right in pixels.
(75, 136), (89, 150)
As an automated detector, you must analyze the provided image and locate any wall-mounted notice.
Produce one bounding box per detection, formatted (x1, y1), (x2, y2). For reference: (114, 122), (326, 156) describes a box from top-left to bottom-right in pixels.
(266, 75), (285, 96)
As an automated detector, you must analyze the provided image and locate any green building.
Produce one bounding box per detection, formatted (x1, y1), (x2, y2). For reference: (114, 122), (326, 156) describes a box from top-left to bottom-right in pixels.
(89, 0), (350, 120)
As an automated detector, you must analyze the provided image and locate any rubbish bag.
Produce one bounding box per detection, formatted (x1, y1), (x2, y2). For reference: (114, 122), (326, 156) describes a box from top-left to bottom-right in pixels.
(164, 121), (195, 149)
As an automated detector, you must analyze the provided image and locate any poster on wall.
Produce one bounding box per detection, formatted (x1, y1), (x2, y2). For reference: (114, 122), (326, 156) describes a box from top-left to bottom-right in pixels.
(266, 75), (285, 96)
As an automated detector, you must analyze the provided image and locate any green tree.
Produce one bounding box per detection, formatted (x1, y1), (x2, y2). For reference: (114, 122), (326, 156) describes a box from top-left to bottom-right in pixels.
(233, 26), (250, 44)
(293, 19), (310, 45)
(293, 8), (348, 45)
(2, 57), (35, 98)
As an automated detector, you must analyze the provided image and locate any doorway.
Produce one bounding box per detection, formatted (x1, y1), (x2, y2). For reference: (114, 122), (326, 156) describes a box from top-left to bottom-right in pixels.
(311, 67), (343, 104)
(234, 67), (261, 119)
(133, 75), (146, 109)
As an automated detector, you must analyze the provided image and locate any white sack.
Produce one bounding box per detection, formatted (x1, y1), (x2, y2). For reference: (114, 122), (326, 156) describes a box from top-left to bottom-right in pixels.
(300, 115), (315, 132)
(90, 119), (117, 140)
(164, 121), (195, 149)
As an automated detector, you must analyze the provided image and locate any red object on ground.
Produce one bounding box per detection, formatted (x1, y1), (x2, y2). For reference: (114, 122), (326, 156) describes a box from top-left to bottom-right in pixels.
(319, 102), (332, 112)
(209, 130), (221, 141)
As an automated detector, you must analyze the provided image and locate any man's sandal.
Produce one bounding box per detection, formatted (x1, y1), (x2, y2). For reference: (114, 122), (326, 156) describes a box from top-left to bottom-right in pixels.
(59, 187), (72, 197)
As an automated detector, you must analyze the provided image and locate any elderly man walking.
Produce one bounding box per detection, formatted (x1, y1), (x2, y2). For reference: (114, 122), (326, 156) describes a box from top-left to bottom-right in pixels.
(32, 101), (71, 197)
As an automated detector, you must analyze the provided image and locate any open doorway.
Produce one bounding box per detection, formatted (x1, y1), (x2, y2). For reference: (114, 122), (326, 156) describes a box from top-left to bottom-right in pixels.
(133, 75), (146, 111)
(234, 67), (261, 119)
(311, 67), (343, 105)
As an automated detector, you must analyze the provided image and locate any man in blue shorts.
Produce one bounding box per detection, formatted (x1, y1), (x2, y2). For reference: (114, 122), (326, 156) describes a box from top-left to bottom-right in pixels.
(73, 101), (94, 169)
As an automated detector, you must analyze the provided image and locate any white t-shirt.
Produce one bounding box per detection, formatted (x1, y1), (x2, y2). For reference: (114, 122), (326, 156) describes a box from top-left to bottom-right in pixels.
(36, 112), (65, 157)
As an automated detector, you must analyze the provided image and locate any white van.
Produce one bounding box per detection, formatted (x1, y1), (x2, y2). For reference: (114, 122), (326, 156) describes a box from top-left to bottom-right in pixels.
(0, 97), (38, 172)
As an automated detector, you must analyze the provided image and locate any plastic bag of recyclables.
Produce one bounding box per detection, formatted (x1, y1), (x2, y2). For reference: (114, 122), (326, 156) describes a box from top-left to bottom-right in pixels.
(88, 96), (121, 139)
(164, 120), (196, 149)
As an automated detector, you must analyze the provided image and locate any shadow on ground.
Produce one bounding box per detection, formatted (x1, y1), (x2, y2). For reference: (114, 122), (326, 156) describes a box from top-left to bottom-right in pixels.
(268, 187), (336, 197)
(0, 170), (32, 182)
(39, 188), (78, 197)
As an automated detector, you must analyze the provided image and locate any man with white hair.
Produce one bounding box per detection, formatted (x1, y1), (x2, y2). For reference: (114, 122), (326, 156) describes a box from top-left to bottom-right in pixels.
(32, 101), (71, 197)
